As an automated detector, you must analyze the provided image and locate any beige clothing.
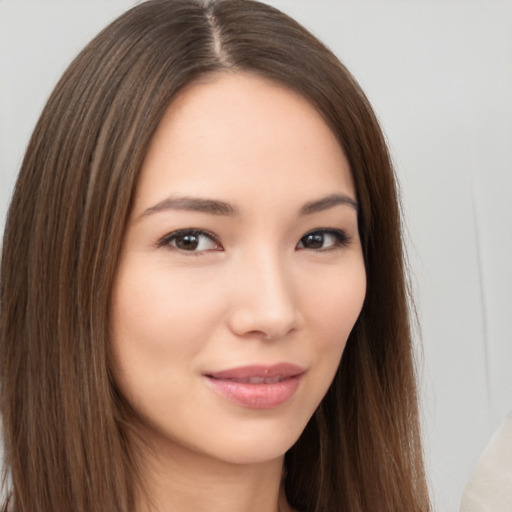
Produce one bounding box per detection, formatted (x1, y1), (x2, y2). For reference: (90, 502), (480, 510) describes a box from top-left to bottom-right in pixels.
(460, 413), (512, 512)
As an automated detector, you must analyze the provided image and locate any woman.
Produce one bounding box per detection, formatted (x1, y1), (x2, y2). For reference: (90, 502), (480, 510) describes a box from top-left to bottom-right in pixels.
(0, 1), (430, 511)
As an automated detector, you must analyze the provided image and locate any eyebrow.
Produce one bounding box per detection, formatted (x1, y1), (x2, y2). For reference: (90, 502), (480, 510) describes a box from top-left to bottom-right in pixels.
(139, 192), (358, 220)
(299, 193), (359, 215)
(140, 196), (237, 218)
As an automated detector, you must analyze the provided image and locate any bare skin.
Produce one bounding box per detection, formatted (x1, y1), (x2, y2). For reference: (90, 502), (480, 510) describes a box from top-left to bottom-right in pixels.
(111, 72), (366, 512)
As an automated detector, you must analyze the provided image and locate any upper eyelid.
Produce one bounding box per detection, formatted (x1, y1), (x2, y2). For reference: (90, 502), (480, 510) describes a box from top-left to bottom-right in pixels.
(156, 227), (351, 248)
(300, 227), (350, 240)
(302, 227), (347, 235)
(156, 228), (220, 248)
(166, 228), (218, 239)
(296, 228), (353, 253)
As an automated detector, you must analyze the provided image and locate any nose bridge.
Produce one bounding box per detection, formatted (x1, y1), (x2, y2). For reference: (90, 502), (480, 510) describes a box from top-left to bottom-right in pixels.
(228, 245), (301, 339)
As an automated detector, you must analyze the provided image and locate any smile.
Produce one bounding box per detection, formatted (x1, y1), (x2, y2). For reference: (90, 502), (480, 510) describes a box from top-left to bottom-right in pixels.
(204, 364), (305, 409)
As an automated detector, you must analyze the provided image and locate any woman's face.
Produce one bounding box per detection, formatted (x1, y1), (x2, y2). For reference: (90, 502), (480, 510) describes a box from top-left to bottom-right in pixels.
(110, 72), (366, 465)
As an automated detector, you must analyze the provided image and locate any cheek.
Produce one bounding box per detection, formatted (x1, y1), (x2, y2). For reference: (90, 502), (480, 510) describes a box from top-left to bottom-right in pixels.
(288, 261), (366, 427)
(109, 261), (233, 412)
(302, 259), (366, 377)
(306, 261), (366, 338)
(109, 267), (212, 424)
(110, 262), (221, 354)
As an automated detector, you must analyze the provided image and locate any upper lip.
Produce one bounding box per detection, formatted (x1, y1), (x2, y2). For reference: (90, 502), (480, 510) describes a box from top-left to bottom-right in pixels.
(205, 363), (305, 382)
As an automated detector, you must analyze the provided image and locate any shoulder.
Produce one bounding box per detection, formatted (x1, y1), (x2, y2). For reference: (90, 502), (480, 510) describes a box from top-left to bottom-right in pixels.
(460, 412), (512, 511)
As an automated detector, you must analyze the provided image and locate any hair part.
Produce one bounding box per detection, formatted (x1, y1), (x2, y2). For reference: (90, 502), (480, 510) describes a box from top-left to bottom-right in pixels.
(1, 1), (430, 511)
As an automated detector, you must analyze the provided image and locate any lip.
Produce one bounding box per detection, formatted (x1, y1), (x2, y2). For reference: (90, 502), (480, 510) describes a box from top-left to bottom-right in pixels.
(204, 364), (305, 409)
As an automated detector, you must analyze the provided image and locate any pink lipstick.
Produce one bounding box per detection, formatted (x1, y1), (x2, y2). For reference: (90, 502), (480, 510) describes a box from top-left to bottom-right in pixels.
(204, 363), (304, 409)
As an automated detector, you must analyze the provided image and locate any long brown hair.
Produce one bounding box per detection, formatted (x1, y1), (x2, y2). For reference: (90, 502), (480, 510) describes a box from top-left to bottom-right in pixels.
(0, 1), (430, 511)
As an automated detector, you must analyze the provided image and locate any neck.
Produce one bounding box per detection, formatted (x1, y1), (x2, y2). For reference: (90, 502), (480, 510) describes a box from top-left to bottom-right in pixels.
(134, 437), (290, 512)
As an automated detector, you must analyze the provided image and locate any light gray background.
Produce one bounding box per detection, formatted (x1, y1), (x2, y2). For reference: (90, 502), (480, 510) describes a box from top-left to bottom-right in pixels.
(1, 1), (511, 511)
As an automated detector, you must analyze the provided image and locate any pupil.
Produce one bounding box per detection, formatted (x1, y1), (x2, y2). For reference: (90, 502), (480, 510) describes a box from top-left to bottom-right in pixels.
(176, 234), (199, 250)
(304, 233), (324, 249)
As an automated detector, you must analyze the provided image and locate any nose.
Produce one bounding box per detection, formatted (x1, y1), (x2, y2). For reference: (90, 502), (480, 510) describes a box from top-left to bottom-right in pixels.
(226, 250), (303, 341)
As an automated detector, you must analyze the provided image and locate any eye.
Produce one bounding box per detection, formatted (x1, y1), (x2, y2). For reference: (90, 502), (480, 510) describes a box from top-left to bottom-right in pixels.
(296, 229), (350, 251)
(158, 229), (222, 252)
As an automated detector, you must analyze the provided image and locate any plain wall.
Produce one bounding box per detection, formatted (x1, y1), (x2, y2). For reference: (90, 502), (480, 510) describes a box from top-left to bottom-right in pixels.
(1, 1), (511, 510)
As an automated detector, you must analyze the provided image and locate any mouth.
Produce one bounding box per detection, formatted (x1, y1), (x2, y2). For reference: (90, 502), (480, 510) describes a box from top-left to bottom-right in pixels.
(204, 363), (305, 409)
(218, 375), (288, 384)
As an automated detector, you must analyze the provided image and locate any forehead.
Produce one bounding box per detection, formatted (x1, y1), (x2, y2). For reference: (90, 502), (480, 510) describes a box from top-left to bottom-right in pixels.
(132, 72), (355, 215)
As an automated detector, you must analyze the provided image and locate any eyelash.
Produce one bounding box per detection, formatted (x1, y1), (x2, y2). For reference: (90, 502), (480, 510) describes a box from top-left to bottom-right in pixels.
(297, 229), (351, 251)
(156, 229), (222, 254)
(156, 228), (351, 254)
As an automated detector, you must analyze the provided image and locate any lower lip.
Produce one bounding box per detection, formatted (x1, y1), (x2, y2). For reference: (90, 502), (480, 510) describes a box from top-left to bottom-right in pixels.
(205, 375), (303, 409)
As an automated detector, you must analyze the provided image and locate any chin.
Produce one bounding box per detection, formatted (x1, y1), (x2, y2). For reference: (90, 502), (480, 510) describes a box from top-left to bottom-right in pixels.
(140, 410), (308, 468)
